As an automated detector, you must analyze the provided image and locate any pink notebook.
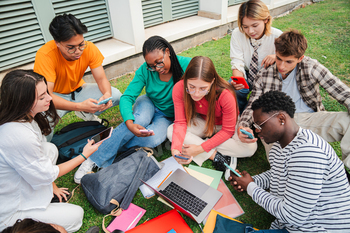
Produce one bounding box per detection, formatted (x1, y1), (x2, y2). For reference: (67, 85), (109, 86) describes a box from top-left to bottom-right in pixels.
(107, 203), (146, 232)
(211, 179), (244, 219)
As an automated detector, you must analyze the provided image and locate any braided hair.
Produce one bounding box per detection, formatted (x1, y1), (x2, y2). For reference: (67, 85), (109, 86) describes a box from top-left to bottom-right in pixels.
(142, 36), (184, 84)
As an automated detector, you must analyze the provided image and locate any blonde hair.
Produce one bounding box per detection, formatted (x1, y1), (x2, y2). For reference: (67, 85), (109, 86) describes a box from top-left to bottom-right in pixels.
(238, 0), (272, 37)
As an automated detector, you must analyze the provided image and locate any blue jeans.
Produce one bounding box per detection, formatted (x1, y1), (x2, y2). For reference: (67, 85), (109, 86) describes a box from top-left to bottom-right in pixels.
(235, 88), (250, 114)
(89, 95), (173, 168)
(55, 83), (122, 117)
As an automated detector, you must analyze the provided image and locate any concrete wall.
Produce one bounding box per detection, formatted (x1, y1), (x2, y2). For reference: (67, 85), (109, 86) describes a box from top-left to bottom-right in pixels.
(0, 0), (311, 82)
(84, 0), (311, 82)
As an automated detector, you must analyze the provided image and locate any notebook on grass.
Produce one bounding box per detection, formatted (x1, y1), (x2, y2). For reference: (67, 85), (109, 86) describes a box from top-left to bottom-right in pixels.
(141, 168), (222, 223)
(211, 179), (244, 219)
(107, 203), (146, 232)
(126, 209), (193, 233)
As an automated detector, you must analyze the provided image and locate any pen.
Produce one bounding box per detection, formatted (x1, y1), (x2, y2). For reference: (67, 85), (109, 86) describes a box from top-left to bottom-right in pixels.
(224, 162), (242, 177)
(143, 218), (149, 224)
(157, 171), (173, 188)
(126, 211), (143, 230)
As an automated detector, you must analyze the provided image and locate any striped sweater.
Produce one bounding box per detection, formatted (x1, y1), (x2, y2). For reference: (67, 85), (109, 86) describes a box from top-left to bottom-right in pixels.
(249, 128), (350, 232)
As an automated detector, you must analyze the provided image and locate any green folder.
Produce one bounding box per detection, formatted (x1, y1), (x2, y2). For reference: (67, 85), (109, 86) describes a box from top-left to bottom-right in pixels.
(188, 165), (223, 189)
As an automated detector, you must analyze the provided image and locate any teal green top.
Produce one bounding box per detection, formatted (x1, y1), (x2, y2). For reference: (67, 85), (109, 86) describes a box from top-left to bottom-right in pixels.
(120, 55), (191, 121)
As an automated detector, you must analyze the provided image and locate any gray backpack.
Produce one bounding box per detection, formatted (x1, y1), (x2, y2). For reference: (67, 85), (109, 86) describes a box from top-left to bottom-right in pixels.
(81, 147), (161, 214)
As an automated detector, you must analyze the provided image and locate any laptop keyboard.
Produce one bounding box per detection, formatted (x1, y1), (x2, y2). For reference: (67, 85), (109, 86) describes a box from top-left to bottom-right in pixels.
(159, 182), (207, 216)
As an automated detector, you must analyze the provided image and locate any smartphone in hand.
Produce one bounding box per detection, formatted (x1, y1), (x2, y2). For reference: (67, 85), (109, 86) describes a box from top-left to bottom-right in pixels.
(97, 97), (112, 105)
(91, 127), (113, 144)
(139, 129), (154, 134)
(231, 76), (249, 89)
(174, 154), (189, 160)
(240, 129), (254, 139)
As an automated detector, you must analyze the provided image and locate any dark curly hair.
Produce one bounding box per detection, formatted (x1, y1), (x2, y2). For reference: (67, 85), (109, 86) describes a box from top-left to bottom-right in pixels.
(251, 91), (296, 118)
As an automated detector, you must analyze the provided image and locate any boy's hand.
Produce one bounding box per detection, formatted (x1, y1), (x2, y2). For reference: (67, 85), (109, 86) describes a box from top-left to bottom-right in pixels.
(229, 170), (254, 192)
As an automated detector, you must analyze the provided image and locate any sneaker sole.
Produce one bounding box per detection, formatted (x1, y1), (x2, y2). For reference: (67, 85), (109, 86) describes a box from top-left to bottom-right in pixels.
(225, 157), (237, 181)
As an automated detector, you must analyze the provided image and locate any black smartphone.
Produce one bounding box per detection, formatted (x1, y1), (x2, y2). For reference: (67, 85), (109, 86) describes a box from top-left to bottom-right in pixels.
(91, 127), (113, 144)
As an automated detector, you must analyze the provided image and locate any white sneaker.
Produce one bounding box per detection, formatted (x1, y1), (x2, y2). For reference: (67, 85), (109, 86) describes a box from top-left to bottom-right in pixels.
(75, 111), (102, 123)
(74, 158), (95, 184)
(225, 157), (237, 181)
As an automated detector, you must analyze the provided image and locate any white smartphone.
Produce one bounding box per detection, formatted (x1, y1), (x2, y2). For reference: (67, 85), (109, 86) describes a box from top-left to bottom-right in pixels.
(139, 129), (154, 134)
(91, 127), (113, 144)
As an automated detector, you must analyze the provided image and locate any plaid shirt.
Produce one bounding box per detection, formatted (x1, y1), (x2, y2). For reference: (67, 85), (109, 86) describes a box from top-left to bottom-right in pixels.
(239, 56), (350, 128)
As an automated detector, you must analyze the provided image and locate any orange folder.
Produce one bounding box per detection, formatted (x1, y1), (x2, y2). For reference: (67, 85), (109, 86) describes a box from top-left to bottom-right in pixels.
(203, 210), (258, 233)
(126, 209), (193, 233)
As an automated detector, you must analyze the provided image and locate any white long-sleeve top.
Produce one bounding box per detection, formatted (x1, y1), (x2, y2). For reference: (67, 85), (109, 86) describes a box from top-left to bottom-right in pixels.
(230, 27), (282, 81)
(0, 121), (59, 228)
(247, 128), (350, 232)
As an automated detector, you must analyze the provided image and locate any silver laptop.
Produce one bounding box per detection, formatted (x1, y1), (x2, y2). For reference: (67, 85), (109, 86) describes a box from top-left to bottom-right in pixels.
(141, 168), (222, 223)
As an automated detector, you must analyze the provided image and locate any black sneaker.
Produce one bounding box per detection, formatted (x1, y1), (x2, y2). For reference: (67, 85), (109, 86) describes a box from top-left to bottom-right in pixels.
(212, 151), (231, 172)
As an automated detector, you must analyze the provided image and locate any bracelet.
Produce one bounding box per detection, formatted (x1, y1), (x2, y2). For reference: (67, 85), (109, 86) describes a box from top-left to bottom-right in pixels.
(80, 153), (87, 160)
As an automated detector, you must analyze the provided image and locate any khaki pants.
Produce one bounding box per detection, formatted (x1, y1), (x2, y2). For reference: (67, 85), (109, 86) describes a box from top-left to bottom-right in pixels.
(262, 111), (350, 169)
(167, 117), (257, 166)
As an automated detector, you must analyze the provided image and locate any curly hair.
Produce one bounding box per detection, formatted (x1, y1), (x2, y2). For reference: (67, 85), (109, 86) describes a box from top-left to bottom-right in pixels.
(251, 91), (296, 118)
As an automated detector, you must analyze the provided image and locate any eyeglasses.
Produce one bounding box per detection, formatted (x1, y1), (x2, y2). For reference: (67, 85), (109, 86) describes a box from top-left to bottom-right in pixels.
(147, 50), (166, 72)
(62, 41), (88, 54)
(253, 112), (280, 130)
(186, 86), (210, 96)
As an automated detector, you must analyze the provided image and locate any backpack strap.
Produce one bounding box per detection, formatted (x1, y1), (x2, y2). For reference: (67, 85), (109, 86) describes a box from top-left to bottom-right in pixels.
(56, 128), (107, 149)
(102, 199), (122, 233)
(57, 119), (109, 134)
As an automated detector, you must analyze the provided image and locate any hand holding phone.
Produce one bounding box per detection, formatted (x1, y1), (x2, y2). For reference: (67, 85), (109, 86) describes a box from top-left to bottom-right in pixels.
(97, 97), (112, 105)
(139, 129), (154, 134)
(91, 127), (113, 144)
(224, 162), (242, 177)
(231, 76), (249, 89)
(240, 129), (254, 139)
(174, 154), (189, 160)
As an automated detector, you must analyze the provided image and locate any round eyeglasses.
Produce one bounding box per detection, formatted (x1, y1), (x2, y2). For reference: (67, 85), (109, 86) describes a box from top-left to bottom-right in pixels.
(146, 50), (166, 72)
(253, 112), (280, 131)
(186, 87), (209, 96)
(62, 42), (88, 54)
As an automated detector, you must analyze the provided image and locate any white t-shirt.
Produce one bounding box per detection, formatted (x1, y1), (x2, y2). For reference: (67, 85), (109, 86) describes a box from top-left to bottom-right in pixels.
(230, 27), (282, 80)
(0, 121), (59, 227)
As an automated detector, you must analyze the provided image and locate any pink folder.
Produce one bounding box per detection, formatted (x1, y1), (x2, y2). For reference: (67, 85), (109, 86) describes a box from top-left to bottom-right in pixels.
(107, 203), (146, 232)
(211, 179), (244, 219)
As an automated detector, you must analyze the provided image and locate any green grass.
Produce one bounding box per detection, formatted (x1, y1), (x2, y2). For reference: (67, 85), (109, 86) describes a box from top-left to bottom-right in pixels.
(55, 0), (350, 232)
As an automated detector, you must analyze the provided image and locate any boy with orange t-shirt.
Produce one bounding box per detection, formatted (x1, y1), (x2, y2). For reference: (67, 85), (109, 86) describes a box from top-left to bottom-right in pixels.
(34, 14), (121, 129)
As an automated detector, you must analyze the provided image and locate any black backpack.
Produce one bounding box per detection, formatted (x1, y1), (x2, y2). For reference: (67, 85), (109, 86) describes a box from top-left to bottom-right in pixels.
(52, 119), (109, 162)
